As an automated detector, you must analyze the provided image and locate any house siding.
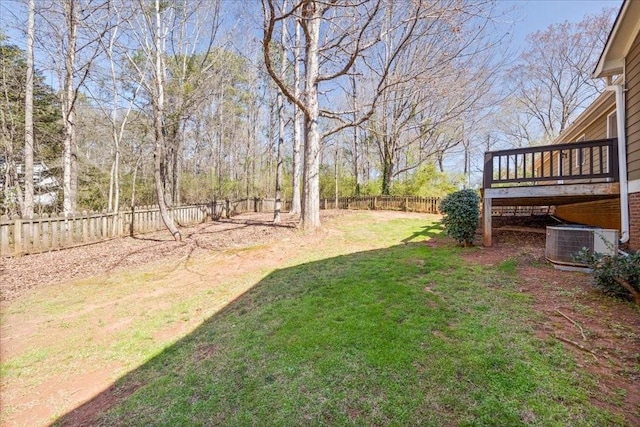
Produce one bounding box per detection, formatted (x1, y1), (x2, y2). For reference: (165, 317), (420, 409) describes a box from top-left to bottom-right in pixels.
(555, 92), (614, 143)
(538, 93), (615, 177)
(554, 199), (621, 231)
(627, 29), (640, 181)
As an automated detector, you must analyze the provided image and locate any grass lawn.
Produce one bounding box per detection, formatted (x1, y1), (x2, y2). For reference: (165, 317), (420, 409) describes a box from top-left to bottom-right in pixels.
(51, 214), (623, 426)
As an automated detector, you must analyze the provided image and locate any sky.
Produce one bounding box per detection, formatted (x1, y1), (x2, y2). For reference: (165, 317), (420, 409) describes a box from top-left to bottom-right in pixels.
(506, 0), (622, 50)
(0, 0), (625, 50)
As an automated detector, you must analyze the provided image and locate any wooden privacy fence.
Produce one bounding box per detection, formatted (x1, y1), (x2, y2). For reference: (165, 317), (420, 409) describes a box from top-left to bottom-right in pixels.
(0, 198), (280, 257)
(1, 196), (438, 256)
(325, 196), (440, 213)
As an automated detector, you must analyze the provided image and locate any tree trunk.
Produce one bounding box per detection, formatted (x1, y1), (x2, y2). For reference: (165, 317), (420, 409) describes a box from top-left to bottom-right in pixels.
(381, 156), (393, 196)
(301, 2), (321, 230)
(62, 0), (77, 216)
(153, 0), (180, 241)
(274, 101), (283, 223)
(274, 2), (287, 223)
(334, 142), (339, 209)
(290, 20), (302, 215)
(351, 72), (359, 196)
(23, 0), (35, 218)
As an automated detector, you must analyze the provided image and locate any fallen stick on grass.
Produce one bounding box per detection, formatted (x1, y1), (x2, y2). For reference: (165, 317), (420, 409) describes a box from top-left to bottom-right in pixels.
(555, 309), (587, 341)
(552, 334), (598, 361)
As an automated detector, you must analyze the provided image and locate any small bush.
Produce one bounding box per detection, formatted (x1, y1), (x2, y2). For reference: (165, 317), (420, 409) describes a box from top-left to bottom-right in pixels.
(575, 248), (640, 305)
(439, 189), (479, 247)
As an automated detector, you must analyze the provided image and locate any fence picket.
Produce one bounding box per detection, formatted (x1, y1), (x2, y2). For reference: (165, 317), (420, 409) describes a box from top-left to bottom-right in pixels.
(0, 197), (441, 257)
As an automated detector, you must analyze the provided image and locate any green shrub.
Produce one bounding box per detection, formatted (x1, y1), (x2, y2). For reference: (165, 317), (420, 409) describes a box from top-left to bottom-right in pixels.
(575, 248), (640, 305)
(439, 189), (479, 247)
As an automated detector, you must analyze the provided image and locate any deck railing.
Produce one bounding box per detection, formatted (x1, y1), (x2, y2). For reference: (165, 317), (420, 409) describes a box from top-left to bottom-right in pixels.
(483, 138), (619, 188)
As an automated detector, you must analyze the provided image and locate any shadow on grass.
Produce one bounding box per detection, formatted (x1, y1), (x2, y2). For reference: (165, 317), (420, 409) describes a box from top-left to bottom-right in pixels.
(401, 222), (444, 243)
(55, 239), (619, 426)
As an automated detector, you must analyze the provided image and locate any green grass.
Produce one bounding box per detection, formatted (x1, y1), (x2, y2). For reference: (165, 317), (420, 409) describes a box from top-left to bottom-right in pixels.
(53, 214), (624, 426)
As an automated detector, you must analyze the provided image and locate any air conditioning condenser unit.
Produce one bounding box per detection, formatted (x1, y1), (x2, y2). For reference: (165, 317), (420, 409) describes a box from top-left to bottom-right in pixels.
(545, 225), (618, 269)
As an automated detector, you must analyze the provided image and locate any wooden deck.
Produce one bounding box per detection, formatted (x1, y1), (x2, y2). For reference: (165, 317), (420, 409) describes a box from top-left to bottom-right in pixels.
(482, 138), (620, 246)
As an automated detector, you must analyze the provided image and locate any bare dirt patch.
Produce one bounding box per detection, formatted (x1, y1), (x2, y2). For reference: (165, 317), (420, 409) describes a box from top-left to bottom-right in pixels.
(463, 228), (640, 425)
(0, 212), (311, 303)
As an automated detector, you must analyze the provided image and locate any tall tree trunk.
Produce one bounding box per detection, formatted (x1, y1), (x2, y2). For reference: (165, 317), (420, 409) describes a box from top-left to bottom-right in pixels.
(274, 99), (283, 222)
(334, 142), (339, 209)
(351, 72), (359, 196)
(381, 144), (393, 195)
(290, 20), (302, 215)
(23, 0), (35, 218)
(274, 1), (287, 223)
(62, 0), (77, 216)
(301, 1), (321, 230)
(153, 0), (180, 241)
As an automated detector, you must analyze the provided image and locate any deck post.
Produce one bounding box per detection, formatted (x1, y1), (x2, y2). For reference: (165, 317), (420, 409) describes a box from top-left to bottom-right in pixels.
(483, 194), (492, 247)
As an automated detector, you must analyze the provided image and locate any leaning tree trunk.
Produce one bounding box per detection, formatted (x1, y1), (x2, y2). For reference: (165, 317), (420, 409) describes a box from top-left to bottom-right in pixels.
(153, 0), (180, 241)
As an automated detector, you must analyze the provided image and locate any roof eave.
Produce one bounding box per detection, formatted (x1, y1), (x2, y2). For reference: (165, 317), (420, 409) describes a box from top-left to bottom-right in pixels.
(593, 0), (640, 78)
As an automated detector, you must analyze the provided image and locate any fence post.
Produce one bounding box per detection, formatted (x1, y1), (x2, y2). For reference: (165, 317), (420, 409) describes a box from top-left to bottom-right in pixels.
(51, 217), (58, 249)
(41, 214), (49, 251)
(82, 211), (89, 242)
(225, 199), (230, 219)
(130, 206), (135, 236)
(14, 217), (22, 255)
(1, 215), (10, 256)
(31, 215), (40, 252)
(102, 211), (107, 238)
(22, 216), (32, 253)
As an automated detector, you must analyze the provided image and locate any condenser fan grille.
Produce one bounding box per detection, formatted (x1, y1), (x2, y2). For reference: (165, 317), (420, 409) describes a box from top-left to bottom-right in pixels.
(545, 226), (617, 266)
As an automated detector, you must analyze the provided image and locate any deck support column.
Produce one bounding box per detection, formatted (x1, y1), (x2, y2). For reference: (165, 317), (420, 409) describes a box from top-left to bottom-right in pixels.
(483, 195), (492, 247)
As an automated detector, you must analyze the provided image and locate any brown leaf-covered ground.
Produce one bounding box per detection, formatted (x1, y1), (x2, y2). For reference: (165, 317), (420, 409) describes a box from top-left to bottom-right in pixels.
(1, 211), (639, 425)
(0, 212), (308, 302)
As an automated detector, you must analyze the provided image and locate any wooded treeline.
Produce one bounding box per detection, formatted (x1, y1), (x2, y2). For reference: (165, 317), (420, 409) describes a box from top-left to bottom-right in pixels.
(0, 0), (615, 234)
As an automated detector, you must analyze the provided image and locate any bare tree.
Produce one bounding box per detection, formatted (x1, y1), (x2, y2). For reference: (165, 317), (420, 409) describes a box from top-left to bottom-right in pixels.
(263, 0), (429, 229)
(365, 0), (507, 194)
(22, 0), (35, 218)
(37, 0), (111, 216)
(290, 20), (302, 215)
(122, 0), (224, 239)
(507, 8), (615, 143)
(273, 0), (288, 223)
(149, 0), (181, 239)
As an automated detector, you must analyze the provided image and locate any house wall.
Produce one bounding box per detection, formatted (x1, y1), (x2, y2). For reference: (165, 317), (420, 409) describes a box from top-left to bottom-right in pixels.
(537, 92), (615, 177)
(627, 30), (640, 181)
(625, 29), (640, 250)
(554, 199), (621, 231)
